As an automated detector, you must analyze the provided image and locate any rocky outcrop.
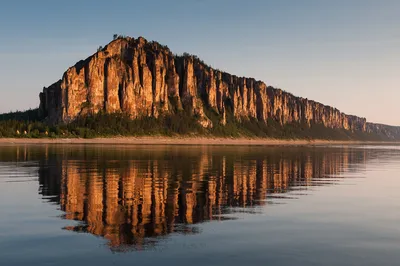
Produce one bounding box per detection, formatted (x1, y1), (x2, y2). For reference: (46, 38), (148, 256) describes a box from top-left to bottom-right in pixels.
(366, 123), (400, 140)
(39, 36), (390, 136)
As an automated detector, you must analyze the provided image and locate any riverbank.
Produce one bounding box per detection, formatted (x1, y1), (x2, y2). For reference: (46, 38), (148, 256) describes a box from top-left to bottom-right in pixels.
(0, 137), (397, 146)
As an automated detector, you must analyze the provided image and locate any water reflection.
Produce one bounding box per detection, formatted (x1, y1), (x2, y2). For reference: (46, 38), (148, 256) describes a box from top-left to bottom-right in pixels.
(0, 145), (372, 251)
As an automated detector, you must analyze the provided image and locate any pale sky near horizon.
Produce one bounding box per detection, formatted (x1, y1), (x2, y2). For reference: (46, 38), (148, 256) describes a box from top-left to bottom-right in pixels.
(0, 0), (399, 125)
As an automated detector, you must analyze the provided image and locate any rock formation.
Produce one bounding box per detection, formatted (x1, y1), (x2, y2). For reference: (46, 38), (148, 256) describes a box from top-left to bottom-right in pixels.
(39, 36), (398, 139)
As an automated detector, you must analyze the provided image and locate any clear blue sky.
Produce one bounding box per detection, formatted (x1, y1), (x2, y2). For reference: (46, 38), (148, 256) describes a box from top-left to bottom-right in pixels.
(0, 0), (399, 125)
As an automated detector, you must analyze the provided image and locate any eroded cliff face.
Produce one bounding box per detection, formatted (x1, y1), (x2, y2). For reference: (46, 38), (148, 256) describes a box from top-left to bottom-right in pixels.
(366, 123), (400, 140)
(40, 36), (368, 132)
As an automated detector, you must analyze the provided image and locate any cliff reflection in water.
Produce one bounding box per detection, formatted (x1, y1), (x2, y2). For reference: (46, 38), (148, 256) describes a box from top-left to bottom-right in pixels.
(20, 146), (367, 251)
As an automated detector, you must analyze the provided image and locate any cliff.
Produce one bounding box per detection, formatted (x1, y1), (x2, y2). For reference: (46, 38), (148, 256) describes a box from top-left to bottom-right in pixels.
(366, 123), (400, 140)
(39, 36), (399, 140)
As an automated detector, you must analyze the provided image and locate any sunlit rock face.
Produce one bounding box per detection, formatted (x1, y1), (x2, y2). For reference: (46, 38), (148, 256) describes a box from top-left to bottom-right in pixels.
(39, 36), (369, 132)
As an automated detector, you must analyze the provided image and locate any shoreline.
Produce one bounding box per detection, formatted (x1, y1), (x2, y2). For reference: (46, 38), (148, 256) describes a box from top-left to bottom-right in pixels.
(0, 137), (397, 146)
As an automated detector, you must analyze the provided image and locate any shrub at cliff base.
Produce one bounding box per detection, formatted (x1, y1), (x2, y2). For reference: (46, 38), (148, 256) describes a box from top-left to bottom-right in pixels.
(0, 109), (388, 141)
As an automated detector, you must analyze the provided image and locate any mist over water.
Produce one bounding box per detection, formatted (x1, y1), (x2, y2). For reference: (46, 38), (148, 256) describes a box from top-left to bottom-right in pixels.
(1, 144), (400, 265)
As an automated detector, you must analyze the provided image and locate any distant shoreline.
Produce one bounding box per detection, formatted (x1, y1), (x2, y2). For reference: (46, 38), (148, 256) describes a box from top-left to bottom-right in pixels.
(0, 137), (397, 146)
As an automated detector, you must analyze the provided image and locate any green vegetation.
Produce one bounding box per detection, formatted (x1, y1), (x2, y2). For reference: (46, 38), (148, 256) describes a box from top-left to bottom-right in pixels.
(0, 107), (387, 140)
(0, 110), (204, 139)
(0, 108), (41, 122)
(203, 106), (383, 141)
(113, 34), (128, 40)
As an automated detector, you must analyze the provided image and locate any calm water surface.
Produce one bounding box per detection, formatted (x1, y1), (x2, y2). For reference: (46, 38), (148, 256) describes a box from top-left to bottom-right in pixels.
(0, 144), (400, 266)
